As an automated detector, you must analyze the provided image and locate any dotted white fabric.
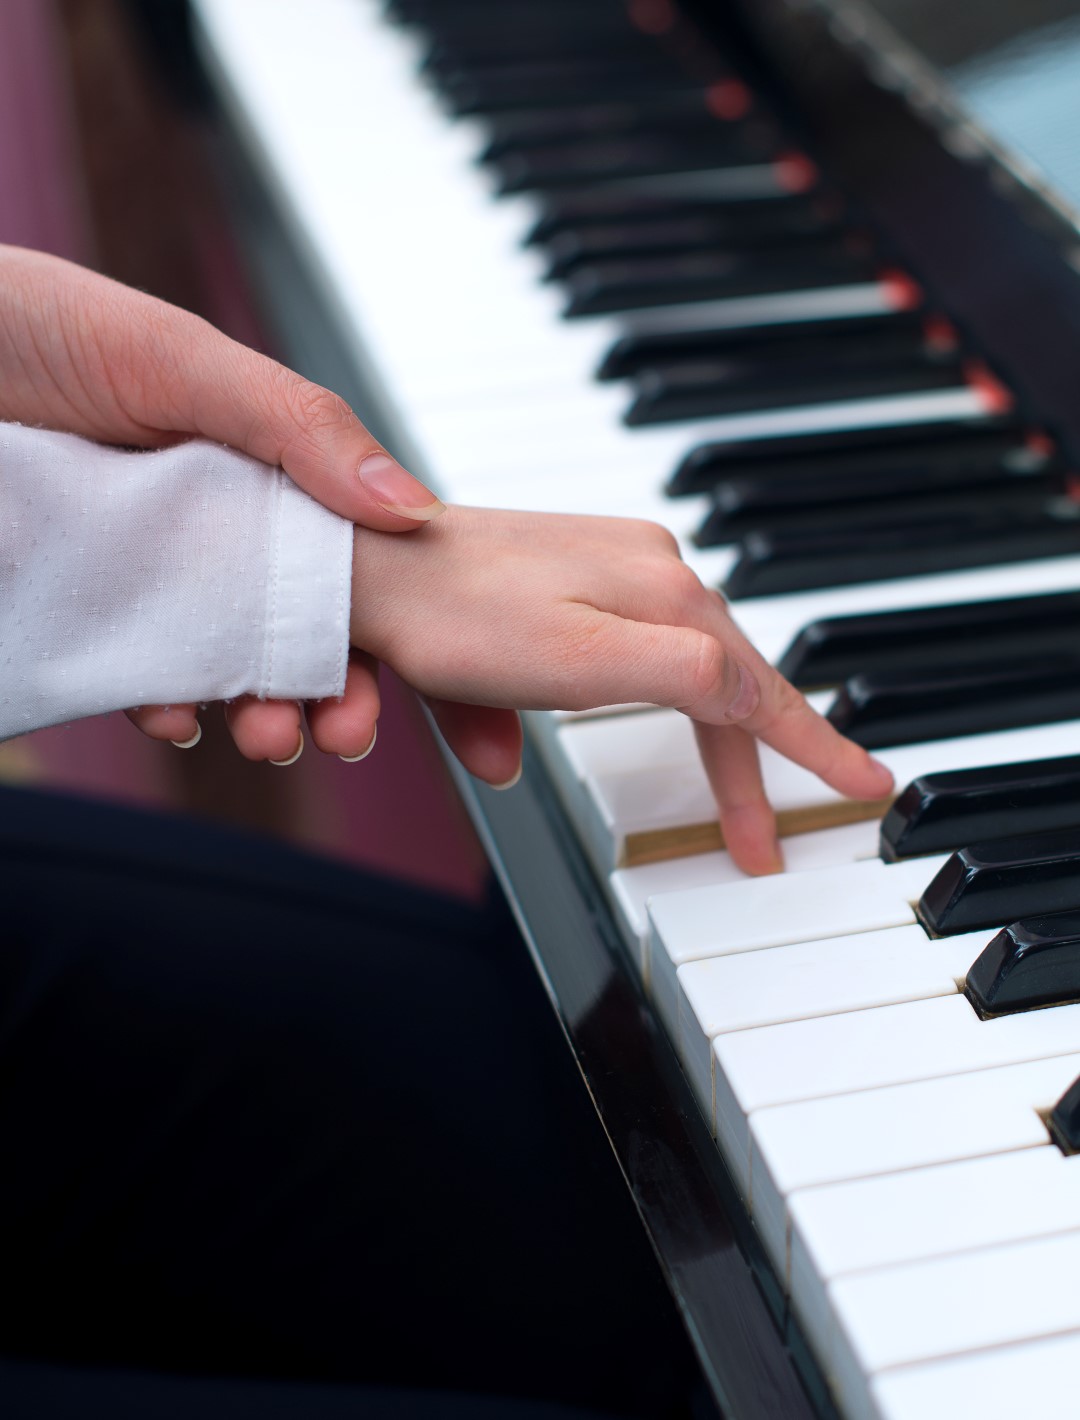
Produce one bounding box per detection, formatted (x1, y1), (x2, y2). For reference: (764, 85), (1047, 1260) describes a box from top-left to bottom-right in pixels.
(0, 423), (353, 739)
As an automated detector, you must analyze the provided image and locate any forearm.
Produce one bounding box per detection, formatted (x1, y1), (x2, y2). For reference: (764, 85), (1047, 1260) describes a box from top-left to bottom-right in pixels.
(0, 423), (352, 740)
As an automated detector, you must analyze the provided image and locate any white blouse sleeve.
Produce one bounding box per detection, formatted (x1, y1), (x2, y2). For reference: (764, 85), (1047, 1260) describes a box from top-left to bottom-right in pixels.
(0, 422), (353, 740)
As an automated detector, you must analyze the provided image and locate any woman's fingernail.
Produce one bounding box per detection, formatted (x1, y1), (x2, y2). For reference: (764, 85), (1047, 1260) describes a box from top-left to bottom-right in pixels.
(339, 724), (377, 762)
(491, 764), (523, 791)
(727, 662), (760, 721)
(358, 452), (445, 520)
(269, 733), (304, 767)
(170, 723), (202, 750)
(766, 840), (785, 874)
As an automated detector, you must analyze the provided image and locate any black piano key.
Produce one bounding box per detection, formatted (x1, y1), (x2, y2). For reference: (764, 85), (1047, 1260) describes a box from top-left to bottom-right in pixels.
(494, 133), (770, 195)
(667, 415), (1027, 495)
(441, 62), (710, 116)
(1049, 1073), (1080, 1154)
(438, 51), (682, 84)
(777, 586), (1076, 690)
(698, 477), (1060, 546)
(632, 328), (942, 384)
(881, 757), (1080, 863)
(629, 359), (960, 427)
(393, 0), (629, 26)
(699, 445), (1061, 545)
(479, 93), (745, 161)
(721, 509), (1080, 600)
(423, 29), (658, 77)
(597, 306), (916, 379)
(827, 656), (1080, 751)
(964, 914), (1080, 1019)
(525, 189), (820, 246)
(547, 205), (842, 279)
(918, 827), (1080, 936)
(563, 246), (873, 316)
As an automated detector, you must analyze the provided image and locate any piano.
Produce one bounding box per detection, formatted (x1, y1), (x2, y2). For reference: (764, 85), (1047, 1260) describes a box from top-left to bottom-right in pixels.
(187, 0), (1080, 1414)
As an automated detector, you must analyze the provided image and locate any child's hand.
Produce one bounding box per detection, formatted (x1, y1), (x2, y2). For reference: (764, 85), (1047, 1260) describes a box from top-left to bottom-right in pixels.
(350, 507), (894, 875)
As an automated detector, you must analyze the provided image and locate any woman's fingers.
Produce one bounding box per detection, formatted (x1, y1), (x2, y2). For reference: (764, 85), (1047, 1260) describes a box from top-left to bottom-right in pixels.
(693, 722), (783, 876)
(0, 248), (443, 531)
(173, 339), (445, 529)
(424, 699), (524, 787)
(306, 652), (381, 759)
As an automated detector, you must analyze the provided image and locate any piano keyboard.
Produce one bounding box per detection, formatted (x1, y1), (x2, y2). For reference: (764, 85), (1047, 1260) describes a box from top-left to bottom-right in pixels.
(191, 1), (1080, 1415)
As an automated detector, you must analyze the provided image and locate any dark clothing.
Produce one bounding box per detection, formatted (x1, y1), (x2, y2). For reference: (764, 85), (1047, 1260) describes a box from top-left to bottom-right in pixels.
(0, 787), (707, 1418)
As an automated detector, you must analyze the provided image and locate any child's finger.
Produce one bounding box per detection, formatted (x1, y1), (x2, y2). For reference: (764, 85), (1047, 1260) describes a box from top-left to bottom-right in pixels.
(124, 703), (201, 747)
(224, 696), (304, 764)
(307, 652), (381, 760)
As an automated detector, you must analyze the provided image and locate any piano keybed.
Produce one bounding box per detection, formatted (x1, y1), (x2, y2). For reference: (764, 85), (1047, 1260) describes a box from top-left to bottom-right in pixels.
(192, 0), (1080, 1415)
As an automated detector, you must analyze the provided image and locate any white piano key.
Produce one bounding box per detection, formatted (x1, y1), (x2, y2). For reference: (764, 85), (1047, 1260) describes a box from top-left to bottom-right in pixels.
(792, 1145), (1080, 1286)
(714, 995), (1080, 1209)
(725, 992), (1080, 1119)
(782, 1135), (1080, 1412)
(871, 1332), (1080, 1420)
(828, 1229), (1080, 1420)
(609, 851), (746, 978)
(650, 852), (939, 984)
(559, 708), (697, 782)
(748, 1053), (1080, 1367)
(643, 825), (894, 1037)
(609, 818), (880, 973)
(792, 1148), (1080, 1408)
(795, 1152), (1080, 1399)
(649, 856), (940, 1068)
(675, 924), (985, 1121)
(750, 1050), (1080, 1196)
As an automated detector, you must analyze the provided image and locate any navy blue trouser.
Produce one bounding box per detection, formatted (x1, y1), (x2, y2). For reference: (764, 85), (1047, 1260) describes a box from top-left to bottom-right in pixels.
(0, 787), (709, 1419)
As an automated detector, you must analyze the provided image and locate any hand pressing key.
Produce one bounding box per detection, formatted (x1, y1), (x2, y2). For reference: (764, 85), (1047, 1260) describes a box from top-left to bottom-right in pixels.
(348, 506), (895, 876)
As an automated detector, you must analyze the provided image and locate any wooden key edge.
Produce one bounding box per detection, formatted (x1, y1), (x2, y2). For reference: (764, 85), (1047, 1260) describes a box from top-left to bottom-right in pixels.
(621, 794), (896, 868)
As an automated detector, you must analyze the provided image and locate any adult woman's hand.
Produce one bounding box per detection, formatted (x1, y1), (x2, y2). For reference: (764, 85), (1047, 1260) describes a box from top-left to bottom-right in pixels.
(349, 507), (895, 876)
(0, 244), (461, 763)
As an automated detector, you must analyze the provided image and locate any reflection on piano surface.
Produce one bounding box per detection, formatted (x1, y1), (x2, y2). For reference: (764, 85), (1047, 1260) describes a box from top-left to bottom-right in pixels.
(190, 0), (1080, 1414)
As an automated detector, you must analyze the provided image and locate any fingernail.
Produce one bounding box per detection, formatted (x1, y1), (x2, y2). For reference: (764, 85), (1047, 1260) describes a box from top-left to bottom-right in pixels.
(269, 732), (304, 767)
(339, 724), (377, 762)
(766, 840), (785, 874)
(727, 662), (760, 721)
(358, 452), (445, 520)
(491, 764), (523, 792)
(170, 723), (201, 750)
